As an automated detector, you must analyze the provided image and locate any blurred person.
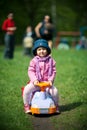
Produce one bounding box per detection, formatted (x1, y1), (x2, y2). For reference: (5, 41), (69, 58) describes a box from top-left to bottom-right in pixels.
(35, 15), (54, 48)
(2, 12), (17, 59)
(57, 38), (70, 50)
(23, 26), (35, 56)
(76, 36), (87, 50)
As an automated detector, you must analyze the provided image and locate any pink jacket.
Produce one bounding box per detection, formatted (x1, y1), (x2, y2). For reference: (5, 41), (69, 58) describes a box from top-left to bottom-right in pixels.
(28, 55), (56, 83)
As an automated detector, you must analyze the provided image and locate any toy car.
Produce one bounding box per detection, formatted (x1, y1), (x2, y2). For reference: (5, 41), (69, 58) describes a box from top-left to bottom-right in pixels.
(30, 82), (57, 114)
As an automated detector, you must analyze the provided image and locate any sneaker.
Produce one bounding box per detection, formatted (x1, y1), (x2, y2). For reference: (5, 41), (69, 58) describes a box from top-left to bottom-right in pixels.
(24, 104), (31, 113)
(56, 109), (60, 114)
(56, 105), (60, 114)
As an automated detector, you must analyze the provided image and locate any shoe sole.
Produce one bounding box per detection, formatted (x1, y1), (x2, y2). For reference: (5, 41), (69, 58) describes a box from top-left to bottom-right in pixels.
(25, 110), (31, 114)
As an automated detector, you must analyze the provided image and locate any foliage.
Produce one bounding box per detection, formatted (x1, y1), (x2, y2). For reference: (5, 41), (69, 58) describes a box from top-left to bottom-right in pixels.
(0, 0), (87, 44)
(56, 6), (77, 31)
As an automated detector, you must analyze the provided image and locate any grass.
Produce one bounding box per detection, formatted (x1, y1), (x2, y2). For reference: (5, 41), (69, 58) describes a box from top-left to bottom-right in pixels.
(52, 49), (87, 130)
(0, 46), (87, 130)
(0, 47), (33, 130)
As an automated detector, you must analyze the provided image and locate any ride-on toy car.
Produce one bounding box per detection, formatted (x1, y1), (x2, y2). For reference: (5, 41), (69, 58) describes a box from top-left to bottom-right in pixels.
(22, 82), (57, 114)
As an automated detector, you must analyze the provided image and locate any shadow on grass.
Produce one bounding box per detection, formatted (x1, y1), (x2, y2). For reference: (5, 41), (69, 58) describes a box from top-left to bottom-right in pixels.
(60, 101), (83, 112)
(32, 112), (60, 118)
(31, 102), (83, 118)
(29, 110), (61, 118)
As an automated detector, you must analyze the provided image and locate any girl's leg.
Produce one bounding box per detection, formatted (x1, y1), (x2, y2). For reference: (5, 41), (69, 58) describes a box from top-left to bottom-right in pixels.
(23, 82), (40, 113)
(23, 82), (40, 105)
(47, 86), (60, 113)
(48, 86), (59, 105)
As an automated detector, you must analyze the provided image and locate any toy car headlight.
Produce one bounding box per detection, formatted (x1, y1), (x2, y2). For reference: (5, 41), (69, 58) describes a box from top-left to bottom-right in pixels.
(50, 103), (55, 107)
(32, 104), (38, 108)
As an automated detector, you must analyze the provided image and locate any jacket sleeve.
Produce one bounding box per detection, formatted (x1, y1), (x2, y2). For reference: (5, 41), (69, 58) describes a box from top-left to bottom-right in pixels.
(2, 20), (8, 31)
(48, 59), (56, 82)
(28, 59), (37, 83)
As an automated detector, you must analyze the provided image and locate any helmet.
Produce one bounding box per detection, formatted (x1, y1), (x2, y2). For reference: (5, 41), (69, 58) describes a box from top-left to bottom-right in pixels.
(32, 39), (51, 55)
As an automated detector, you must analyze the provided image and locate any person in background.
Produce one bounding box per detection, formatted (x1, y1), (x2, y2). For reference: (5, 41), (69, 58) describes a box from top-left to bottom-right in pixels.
(23, 26), (35, 56)
(23, 39), (59, 114)
(2, 12), (17, 59)
(35, 15), (54, 49)
(76, 36), (87, 50)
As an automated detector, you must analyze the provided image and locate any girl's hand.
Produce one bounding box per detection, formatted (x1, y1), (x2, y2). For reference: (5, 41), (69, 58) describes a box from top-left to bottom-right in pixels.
(34, 80), (39, 86)
(48, 81), (52, 86)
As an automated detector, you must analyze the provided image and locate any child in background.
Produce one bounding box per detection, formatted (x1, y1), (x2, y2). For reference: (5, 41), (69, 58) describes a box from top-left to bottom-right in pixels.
(23, 39), (59, 113)
(23, 26), (34, 56)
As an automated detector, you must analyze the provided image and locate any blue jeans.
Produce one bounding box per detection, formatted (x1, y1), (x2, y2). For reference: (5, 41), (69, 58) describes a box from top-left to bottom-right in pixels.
(4, 33), (15, 59)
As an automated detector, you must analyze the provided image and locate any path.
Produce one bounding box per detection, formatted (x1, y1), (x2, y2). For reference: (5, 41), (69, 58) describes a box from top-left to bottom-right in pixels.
(31, 114), (58, 130)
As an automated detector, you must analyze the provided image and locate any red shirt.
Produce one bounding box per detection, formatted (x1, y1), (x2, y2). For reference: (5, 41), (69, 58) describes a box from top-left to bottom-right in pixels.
(2, 18), (15, 33)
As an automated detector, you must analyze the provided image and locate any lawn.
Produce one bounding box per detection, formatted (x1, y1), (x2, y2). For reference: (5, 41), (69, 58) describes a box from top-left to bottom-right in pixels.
(0, 46), (87, 130)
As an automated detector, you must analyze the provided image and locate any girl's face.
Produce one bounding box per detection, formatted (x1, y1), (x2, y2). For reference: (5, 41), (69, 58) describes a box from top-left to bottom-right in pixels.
(36, 47), (48, 57)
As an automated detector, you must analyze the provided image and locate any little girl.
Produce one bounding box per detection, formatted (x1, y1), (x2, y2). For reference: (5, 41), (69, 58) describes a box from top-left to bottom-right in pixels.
(23, 39), (59, 113)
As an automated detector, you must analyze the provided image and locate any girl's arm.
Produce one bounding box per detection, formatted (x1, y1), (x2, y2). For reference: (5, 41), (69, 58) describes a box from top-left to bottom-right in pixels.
(48, 59), (56, 83)
(28, 60), (38, 83)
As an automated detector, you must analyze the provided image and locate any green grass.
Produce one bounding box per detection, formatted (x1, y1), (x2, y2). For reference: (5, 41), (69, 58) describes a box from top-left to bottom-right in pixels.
(0, 47), (33, 130)
(0, 46), (87, 130)
(52, 49), (87, 130)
